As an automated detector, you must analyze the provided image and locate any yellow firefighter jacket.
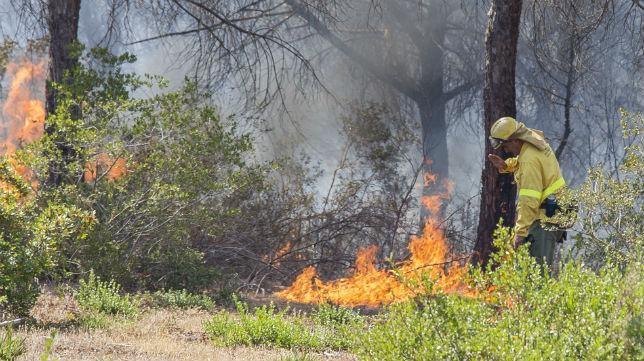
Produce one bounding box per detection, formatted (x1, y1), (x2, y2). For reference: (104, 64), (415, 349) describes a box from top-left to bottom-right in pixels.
(501, 133), (566, 237)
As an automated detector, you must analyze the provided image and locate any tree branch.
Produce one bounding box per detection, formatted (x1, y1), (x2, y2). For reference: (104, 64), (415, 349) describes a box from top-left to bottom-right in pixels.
(285, 0), (421, 100)
(442, 78), (482, 102)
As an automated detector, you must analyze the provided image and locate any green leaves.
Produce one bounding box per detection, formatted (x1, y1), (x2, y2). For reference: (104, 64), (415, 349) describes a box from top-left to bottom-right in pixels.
(555, 110), (643, 267)
(204, 298), (357, 351)
(75, 270), (137, 318)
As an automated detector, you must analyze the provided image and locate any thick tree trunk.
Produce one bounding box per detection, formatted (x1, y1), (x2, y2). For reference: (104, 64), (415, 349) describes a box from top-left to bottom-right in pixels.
(475, 0), (523, 265)
(45, 0), (82, 185)
(46, 0), (81, 116)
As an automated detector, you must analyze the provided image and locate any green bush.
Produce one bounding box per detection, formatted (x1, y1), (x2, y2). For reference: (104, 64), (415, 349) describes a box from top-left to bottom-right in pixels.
(0, 159), (93, 315)
(311, 303), (360, 326)
(16, 46), (266, 291)
(204, 297), (355, 350)
(0, 328), (25, 361)
(147, 289), (214, 310)
(75, 271), (137, 317)
(555, 110), (643, 267)
(352, 228), (642, 360)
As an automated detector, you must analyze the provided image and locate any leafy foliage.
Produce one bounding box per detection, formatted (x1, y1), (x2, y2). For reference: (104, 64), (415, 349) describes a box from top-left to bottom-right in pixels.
(555, 110), (643, 267)
(352, 227), (642, 360)
(15, 47), (265, 291)
(145, 289), (215, 311)
(311, 303), (360, 327)
(0, 161), (93, 314)
(204, 297), (355, 350)
(75, 271), (137, 318)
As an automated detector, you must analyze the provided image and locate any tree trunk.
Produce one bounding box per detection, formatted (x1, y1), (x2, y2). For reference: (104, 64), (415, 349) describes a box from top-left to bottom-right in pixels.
(45, 0), (82, 185)
(419, 98), (448, 217)
(46, 0), (81, 116)
(475, 0), (523, 266)
(418, 1), (449, 222)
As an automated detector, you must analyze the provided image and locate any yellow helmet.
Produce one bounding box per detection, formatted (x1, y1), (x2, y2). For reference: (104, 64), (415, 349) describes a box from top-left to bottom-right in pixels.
(489, 116), (518, 149)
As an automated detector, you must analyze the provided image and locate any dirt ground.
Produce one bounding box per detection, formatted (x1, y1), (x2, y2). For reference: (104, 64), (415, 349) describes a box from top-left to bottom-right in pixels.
(13, 292), (357, 361)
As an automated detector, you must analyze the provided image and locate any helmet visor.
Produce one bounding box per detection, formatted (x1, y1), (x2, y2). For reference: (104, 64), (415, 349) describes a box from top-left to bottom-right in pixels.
(489, 137), (504, 149)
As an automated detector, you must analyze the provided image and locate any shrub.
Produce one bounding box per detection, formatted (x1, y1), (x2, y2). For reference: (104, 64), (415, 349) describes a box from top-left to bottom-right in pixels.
(352, 227), (642, 360)
(0, 328), (25, 361)
(204, 297), (355, 350)
(75, 271), (137, 318)
(0, 160), (93, 315)
(16, 46), (266, 291)
(555, 110), (643, 267)
(311, 303), (360, 326)
(147, 289), (214, 311)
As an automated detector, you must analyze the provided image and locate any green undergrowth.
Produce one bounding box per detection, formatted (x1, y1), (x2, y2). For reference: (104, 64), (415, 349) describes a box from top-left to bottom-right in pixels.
(140, 289), (215, 311)
(200, 227), (642, 360)
(279, 352), (318, 361)
(203, 297), (362, 350)
(0, 328), (25, 361)
(74, 271), (138, 329)
(351, 227), (643, 361)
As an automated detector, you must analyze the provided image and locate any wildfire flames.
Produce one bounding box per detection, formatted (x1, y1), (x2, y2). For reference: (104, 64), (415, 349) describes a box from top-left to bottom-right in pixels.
(1, 58), (126, 183)
(84, 153), (127, 182)
(275, 184), (476, 307)
(1, 59), (46, 155)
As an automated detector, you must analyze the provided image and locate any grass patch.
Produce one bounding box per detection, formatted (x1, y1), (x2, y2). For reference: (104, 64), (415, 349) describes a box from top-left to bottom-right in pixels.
(204, 297), (359, 350)
(143, 289), (215, 311)
(279, 352), (318, 361)
(0, 327), (26, 361)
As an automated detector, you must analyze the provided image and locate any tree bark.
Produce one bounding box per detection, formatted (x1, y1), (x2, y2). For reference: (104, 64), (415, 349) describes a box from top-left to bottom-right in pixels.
(45, 0), (82, 185)
(475, 0), (523, 265)
(46, 0), (81, 116)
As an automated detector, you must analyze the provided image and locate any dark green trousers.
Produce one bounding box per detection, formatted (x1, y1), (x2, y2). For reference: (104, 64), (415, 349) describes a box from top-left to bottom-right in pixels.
(527, 221), (563, 267)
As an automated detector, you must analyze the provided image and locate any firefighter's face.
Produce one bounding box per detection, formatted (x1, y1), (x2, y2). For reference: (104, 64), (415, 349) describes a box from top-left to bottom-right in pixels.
(502, 139), (523, 156)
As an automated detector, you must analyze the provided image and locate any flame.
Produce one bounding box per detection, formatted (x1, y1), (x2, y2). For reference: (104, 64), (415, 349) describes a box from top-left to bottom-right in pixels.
(262, 241), (293, 268)
(275, 173), (476, 307)
(0, 58), (46, 191)
(1, 58), (127, 186)
(83, 153), (127, 182)
(1, 58), (46, 155)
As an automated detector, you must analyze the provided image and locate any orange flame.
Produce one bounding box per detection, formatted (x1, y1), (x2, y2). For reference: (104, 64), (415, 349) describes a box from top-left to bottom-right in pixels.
(0, 58), (127, 185)
(262, 241), (293, 268)
(83, 153), (127, 182)
(275, 173), (475, 307)
(1, 58), (46, 155)
(0, 58), (46, 191)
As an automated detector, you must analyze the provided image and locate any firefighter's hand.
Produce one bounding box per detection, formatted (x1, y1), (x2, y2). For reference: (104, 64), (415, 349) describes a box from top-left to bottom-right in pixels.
(514, 235), (526, 249)
(488, 154), (506, 171)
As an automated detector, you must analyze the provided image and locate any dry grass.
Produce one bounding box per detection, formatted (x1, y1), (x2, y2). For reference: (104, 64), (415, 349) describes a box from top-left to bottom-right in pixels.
(13, 291), (357, 361)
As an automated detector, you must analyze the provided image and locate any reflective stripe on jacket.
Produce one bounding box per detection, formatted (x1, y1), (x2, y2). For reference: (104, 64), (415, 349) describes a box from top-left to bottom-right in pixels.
(501, 142), (565, 237)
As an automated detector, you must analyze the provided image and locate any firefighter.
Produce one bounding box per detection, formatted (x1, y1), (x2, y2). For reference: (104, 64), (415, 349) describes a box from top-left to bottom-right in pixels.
(487, 116), (566, 267)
